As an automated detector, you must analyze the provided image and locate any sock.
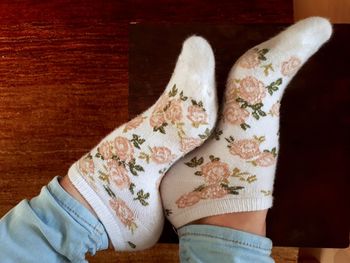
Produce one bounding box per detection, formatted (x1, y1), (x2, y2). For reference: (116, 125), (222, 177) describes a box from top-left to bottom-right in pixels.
(68, 36), (217, 250)
(161, 17), (332, 228)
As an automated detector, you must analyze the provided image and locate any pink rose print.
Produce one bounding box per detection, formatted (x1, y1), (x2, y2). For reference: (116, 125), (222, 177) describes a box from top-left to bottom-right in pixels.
(225, 83), (238, 104)
(254, 152), (276, 167)
(229, 139), (261, 159)
(99, 141), (113, 160)
(176, 191), (202, 208)
(281, 56), (301, 77)
(109, 198), (136, 228)
(107, 160), (130, 189)
(187, 105), (208, 126)
(124, 115), (146, 132)
(150, 146), (175, 164)
(156, 94), (170, 110)
(200, 184), (228, 199)
(237, 76), (266, 105)
(165, 99), (183, 123)
(180, 137), (202, 152)
(150, 109), (165, 128)
(223, 102), (249, 125)
(78, 156), (95, 176)
(270, 102), (280, 117)
(113, 136), (134, 162)
(239, 49), (260, 69)
(201, 161), (230, 184)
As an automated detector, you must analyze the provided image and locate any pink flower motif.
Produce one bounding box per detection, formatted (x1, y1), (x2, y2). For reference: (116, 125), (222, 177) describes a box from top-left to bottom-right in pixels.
(98, 141), (113, 160)
(239, 49), (260, 69)
(165, 99), (183, 123)
(200, 184), (228, 199)
(124, 115), (146, 132)
(229, 139), (261, 159)
(223, 102), (249, 125)
(149, 109), (165, 128)
(237, 76), (266, 105)
(225, 82), (239, 103)
(201, 161), (230, 184)
(180, 137), (202, 152)
(281, 56), (301, 77)
(113, 136), (134, 162)
(254, 152), (276, 167)
(155, 95), (170, 110)
(109, 198), (135, 228)
(150, 146), (175, 164)
(270, 102), (280, 117)
(176, 191), (202, 208)
(78, 156), (95, 176)
(107, 160), (130, 189)
(187, 105), (208, 126)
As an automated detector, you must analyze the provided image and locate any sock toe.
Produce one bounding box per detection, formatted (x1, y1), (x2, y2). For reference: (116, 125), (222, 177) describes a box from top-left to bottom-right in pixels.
(173, 35), (215, 86)
(272, 16), (332, 57)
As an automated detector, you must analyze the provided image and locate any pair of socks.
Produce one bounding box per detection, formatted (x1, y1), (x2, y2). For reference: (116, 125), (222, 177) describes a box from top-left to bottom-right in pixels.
(68, 17), (332, 250)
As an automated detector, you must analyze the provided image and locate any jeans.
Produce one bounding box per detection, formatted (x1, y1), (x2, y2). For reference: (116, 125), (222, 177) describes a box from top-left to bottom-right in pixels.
(0, 177), (273, 262)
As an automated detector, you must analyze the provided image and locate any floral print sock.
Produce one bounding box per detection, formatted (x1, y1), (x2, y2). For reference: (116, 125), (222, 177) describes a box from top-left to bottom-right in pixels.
(68, 36), (217, 250)
(161, 17), (332, 228)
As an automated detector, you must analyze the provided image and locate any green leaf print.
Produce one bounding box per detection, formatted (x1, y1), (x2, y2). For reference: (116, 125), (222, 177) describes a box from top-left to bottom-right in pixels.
(129, 183), (136, 194)
(185, 156), (204, 168)
(179, 90), (188, 101)
(131, 134), (145, 149)
(198, 128), (211, 140)
(128, 159), (145, 176)
(266, 78), (283, 95)
(127, 241), (136, 249)
(134, 189), (150, 206)
(257, 48), (269, 61)
(168, 84), (178, 97)
(103, 185), (116, 198)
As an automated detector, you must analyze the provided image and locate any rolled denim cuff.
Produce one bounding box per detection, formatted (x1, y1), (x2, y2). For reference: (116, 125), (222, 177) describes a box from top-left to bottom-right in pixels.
(178, 224), (273, 263)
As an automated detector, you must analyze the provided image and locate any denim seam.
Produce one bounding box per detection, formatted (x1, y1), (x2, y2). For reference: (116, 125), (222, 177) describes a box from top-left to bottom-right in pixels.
(180, 232), (271, 251)
(57, 198), (107, 251)
(48, 183), (104, 235)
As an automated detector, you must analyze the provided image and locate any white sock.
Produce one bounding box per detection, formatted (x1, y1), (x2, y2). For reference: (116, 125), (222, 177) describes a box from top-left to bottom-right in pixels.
(161, 17), (332, 228)
(68, 36), (217, 250)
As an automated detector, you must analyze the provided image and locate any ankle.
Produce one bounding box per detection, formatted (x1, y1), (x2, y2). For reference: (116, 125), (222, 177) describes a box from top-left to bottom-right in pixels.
(59, 176), (97, 218)
(191, 210), (268, 237)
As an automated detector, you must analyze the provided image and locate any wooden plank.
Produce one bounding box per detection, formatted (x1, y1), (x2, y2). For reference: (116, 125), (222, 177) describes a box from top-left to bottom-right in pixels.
(294, 0), (350, 23)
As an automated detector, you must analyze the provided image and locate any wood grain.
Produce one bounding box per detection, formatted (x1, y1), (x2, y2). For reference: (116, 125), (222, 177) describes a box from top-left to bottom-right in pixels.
(0, 1), (293, 261)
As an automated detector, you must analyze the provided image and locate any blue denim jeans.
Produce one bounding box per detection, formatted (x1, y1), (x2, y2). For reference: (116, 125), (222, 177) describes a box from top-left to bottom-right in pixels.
(0, 177), (273, 262)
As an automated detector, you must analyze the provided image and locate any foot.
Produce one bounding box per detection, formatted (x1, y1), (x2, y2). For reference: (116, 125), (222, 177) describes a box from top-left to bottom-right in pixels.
(161, 17), (332, 228)
(68, 36), (217, 250)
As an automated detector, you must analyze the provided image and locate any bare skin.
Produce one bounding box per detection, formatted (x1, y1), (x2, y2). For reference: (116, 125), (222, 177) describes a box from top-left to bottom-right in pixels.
(192, 210), (268, 237)
(59, 176), (97, 218)
(60, 175), (114, 248)
(60, 174), (267, 250)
